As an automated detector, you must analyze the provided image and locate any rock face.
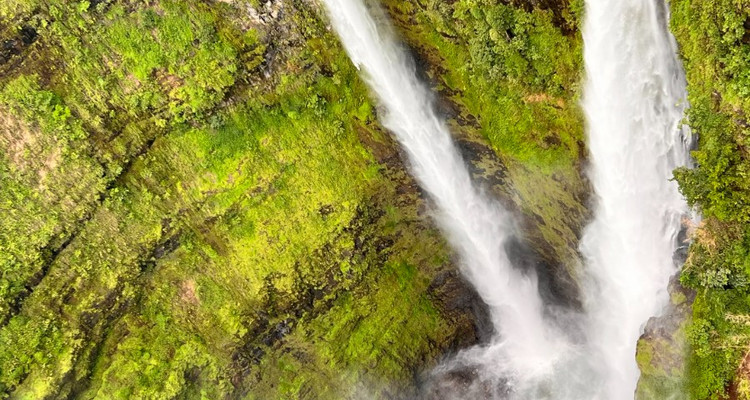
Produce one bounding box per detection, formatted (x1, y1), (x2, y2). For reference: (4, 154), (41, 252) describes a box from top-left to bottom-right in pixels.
(636, 276), (695, 399)
(242, 0), (284, 26)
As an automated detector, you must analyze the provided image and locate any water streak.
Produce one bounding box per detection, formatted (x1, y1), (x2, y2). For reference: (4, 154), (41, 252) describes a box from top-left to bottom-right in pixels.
(321, 0), (566, 377)
(580, 0), (692, 397)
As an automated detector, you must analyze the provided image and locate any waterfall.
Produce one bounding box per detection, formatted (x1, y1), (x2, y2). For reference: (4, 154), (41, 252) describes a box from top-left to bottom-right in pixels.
(580, 0), (691, 398)
(324, 0), (691, 397)
(320, 0), (567, 376)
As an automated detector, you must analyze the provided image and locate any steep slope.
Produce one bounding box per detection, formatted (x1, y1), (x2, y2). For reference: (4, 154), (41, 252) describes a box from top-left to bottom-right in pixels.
(0, 0), (588, 398)
(378, 0), (589, 308)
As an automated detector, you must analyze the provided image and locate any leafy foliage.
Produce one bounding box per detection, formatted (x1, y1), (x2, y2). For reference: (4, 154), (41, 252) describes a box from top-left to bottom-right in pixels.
(669, 0), (750, 397)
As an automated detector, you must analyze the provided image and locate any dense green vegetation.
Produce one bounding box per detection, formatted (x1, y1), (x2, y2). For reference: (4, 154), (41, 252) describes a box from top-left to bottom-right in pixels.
(670, 0), (750, 398)
(384, 0), (585, 167)
(0, 0), (589, 398)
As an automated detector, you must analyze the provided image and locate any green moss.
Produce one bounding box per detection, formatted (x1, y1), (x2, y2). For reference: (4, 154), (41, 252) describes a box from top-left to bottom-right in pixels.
(0, 75), (106, 323)
(635, 318), (690, 399)
(0, 0), (589, 398)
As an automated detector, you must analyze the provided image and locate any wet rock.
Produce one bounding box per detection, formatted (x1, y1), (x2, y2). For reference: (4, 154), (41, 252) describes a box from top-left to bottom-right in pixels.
(419, 364), (512, 400)
(19, 26), (37, 45)
(635, 274), (695, 399)
(241, 0), (284, 26)
(428, 270), (494, 344)
(0, 26), (38, 65)
(248, 7), (261, 23)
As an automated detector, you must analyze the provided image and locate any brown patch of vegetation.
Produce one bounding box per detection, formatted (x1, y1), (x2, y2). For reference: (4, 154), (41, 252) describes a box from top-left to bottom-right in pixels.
(523, 93), (565, 108)
(123, 73), (143, 94)
(687, 219), (717, 255)
(155, 68), (184, 92)
(0, 108), (65, 186)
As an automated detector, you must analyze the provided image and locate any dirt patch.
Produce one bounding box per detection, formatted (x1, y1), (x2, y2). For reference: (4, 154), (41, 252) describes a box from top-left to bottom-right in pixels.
(122, 73), (142, 95)
(179, 280), (200, 305)
(0, 108), (39, 167)
(39, 146), (62, 181)
(0, 108), (66, 185)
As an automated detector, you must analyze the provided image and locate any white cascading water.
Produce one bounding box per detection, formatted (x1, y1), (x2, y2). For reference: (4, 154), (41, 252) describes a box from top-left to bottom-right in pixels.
(324, 0), (692, 398)
(321, 0), (567, 377)
(580, 0), (691, 398)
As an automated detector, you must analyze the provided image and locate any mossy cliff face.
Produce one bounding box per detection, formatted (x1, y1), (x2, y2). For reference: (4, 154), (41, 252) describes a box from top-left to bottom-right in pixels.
(0, 0), (587, 398)
(379, 0), (588, 304)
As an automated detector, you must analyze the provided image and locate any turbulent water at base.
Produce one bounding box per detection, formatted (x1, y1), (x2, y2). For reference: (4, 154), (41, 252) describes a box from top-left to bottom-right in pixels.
(324, 0), (691, 398)
(321, 0), (568, 378)
(580, 0), (692, 398)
